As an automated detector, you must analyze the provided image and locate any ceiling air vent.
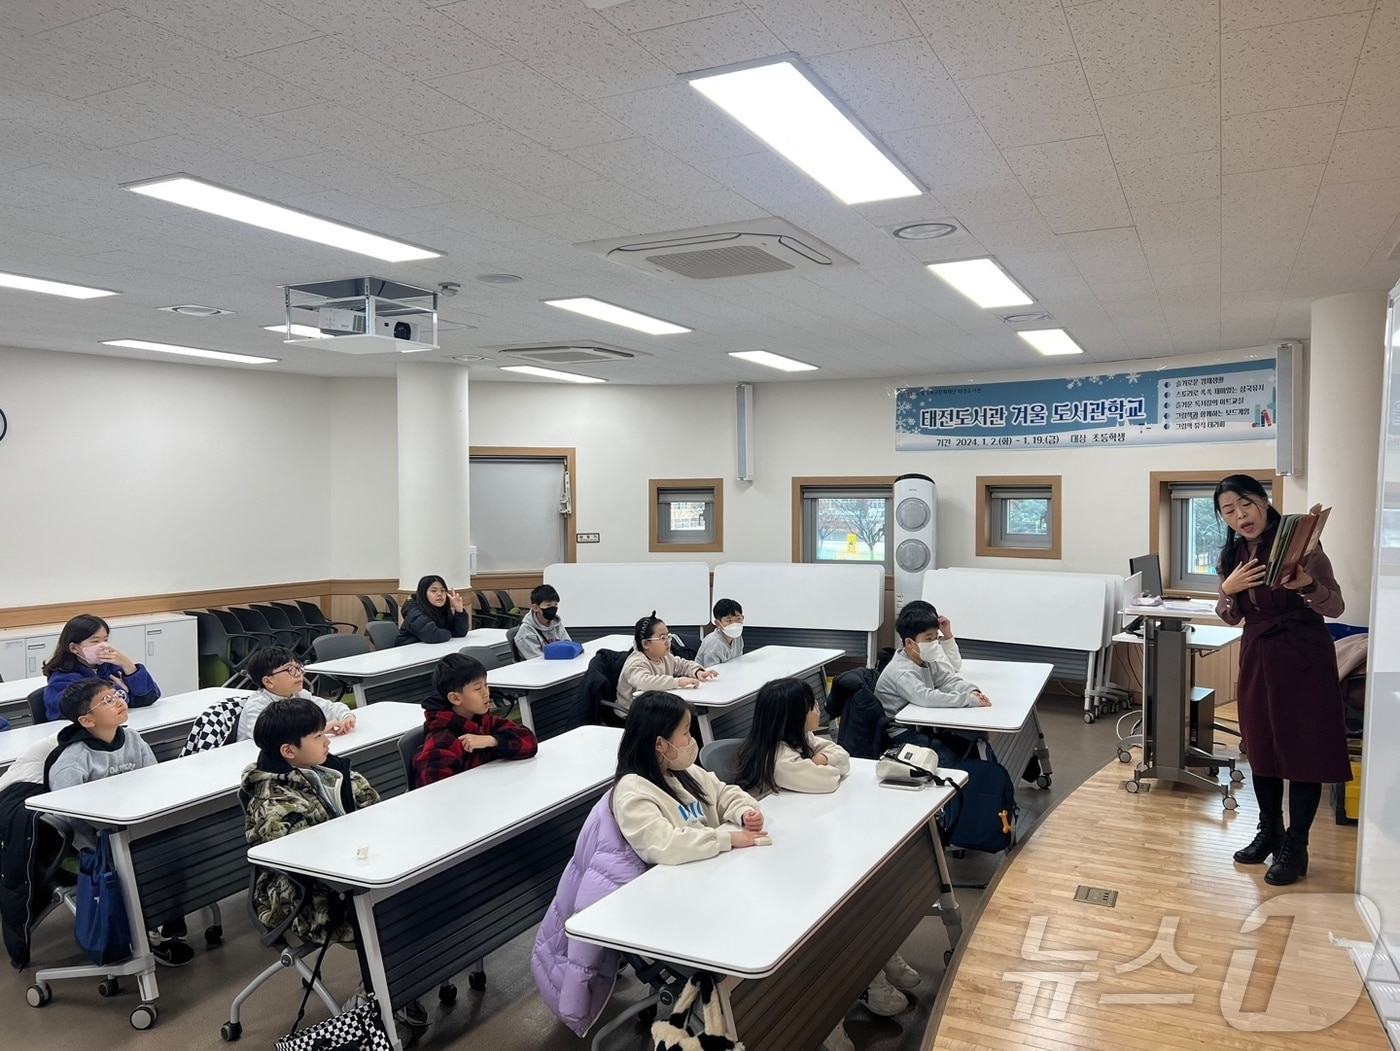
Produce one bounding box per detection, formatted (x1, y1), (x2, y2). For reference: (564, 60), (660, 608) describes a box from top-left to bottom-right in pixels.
(578, 219), (855, 281)
(495, 343), (639, 366)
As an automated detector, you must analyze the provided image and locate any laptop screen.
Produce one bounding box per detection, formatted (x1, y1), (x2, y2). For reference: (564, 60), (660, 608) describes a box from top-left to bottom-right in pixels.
(1129, 554), (1164, 598)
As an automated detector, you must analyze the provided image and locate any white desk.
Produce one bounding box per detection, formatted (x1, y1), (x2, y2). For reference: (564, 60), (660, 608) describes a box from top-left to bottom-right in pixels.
(893, 659), (1055, 791)
(304, 628), (511, 706)
(248, 726), (622, 1050)
(487, 635), (631, 739)
(567, 760), (965, 1049)
(1112, 623), (1242, 651)
(25, 702), (422, 1026)
(0, 687), (249, 772)
(684, 645), (843, 743)
(0, 675), (47, 728)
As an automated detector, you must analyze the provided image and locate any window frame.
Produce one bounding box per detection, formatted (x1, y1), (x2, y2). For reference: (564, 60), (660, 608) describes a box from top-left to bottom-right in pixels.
(976, 475), (1062, 559)
(649, 478), (723, 553)
(791, 476), (895, 573)
(1149, 470), (1282, 596)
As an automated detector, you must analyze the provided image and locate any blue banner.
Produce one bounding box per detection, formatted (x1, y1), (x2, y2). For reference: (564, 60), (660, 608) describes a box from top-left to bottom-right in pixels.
(895, 359), (1276, 451)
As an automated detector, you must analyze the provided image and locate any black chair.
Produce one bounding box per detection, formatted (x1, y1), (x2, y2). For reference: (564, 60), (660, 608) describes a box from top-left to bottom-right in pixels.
(357, 595), (387, 624)
(473, 592), (503, 628)
(27, 687), (48, 725)
(492, 591), (523, 626)
(310, 634), (372, 703)
(699, 739), (743, 784)
(365, 620), (398, 651)
(294, 600), (357, 635)
(506, 626), (523, 663)
(186, 610), (263, 688)
(213, 609), (275, 654)
(232, 607), (301, 652)
(269, 603), (339, 645)
(254, 604), (319, 661)
(461, 645), (514, 712)
(381, 595), (401, 623)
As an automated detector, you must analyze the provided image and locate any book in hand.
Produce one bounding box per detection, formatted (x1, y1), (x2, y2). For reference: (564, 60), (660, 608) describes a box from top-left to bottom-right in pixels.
(1264, 505), (1331, 587)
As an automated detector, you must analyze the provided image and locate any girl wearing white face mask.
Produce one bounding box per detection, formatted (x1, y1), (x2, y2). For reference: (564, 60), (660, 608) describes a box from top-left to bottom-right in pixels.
(42, 613), (161, 723)
(695, 597), (745, 668)
(612, 691), (767, 864)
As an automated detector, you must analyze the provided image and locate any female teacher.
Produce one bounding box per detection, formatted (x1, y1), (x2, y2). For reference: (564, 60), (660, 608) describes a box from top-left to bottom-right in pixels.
(1214, 474), (1348, 886)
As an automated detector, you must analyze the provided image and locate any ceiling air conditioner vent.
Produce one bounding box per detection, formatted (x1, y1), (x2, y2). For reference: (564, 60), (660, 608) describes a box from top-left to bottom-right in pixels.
(496, 343), (638, 366)
(578, 219), (855, 281)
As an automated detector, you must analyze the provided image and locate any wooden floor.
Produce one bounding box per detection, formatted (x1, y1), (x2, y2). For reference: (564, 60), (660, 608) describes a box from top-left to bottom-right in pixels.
(925, 721), (1387, 1051)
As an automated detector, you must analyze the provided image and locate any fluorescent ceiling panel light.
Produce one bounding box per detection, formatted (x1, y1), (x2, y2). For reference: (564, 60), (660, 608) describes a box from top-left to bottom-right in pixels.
(544, 297), (690, 335)
(124, 175), (441, 262)
(500, 365), (606, 384)
(926, 259), (1033, 309)
(263, 323), (331, 339)
(688, 60), (923, 205)
(0, 271), (119, 299)
(1018, 329), (1084, 356)
(729, 350), (819, 372)
(102, 338), (278, 365)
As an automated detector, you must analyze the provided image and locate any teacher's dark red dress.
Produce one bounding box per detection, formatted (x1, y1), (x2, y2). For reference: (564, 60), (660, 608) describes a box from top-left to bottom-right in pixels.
(1215, 534), (1351, 784)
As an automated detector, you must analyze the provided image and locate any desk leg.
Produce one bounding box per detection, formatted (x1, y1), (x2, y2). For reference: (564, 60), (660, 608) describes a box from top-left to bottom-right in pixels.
(926, 818), (962, 952)
(111, 830), (160, 1008)
(353, 895), (403, 1051)
(695, 709), (715, 745)
(518, 693), (536, 733)
(353, 682), (368, 708)
(716, 975), (741, 1040)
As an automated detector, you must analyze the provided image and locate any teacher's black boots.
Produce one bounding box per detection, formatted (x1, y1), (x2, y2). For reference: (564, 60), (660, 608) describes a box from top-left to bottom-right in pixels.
(1233, 813), (1283, 864)
(1264, 829), (1309, 885)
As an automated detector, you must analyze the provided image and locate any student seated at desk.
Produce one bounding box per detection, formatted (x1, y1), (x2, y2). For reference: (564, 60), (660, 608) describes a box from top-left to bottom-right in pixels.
(877, 606), (989, 750)
(394, 574), (469, 646)
(901, 600), (961, 672)
(616, 613), (717, 714)
(43, 679), (193, 966)
(42, 613), (161, 723)
(412, 653), (538, 788)
(235, 647), (355, 743)
(514, 584), (571, 660)
(695, 597), (744, 668)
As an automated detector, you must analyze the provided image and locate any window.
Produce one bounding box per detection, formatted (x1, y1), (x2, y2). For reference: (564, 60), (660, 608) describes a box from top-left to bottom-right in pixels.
(650, 479), (722, 552)
(1149, 470), (1281, 593)
(977, 476), (1061, 559)
(794, 480), (894, 572)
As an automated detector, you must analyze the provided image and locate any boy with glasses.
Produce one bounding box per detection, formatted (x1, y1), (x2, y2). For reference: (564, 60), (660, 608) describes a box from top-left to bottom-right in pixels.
(235, 646), (356, 743)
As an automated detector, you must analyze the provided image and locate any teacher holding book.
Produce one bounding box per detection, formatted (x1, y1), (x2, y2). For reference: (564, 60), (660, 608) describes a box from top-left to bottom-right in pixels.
(1214, 473), (1348, 886)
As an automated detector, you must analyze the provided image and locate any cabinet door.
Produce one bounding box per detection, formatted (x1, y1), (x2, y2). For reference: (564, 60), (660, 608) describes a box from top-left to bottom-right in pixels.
(145, 618), (198, 695)
(0, 639), (26, 682)
(108, 625), (147, 668)
(25, 634), (59, 677)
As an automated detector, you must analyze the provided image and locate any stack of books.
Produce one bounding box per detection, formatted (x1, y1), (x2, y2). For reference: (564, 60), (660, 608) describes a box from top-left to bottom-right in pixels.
(1264, 506), (1331, 586)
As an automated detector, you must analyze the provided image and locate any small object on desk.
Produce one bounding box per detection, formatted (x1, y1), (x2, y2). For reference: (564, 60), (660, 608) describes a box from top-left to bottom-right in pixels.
(1134, 593), (1165, 607)
(355, 845), (370, 861)
(753, 835), (772, 846)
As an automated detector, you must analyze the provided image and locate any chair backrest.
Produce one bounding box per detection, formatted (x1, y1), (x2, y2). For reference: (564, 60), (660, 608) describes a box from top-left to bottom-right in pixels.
(494, 590), (516, 613)
(312, 633), (371, 663)
(459, 645), (508, 672)
(699, 738), (744, 784)
(506, 626), (522, 662)
(358, 595), (382, 623)
(473, 592), (495, 622)
(382, 595), (400, 623)
(230, 607), (263, 633)
(398, 724), (427, 791)
(27, 687), (48, 725)
(365, 620), (398, 651)
(256, 604), (293, 631)
(186, 609), (231, 656)
(273, 602), (309, 628)
(212, 608), (246, 634)
(296, 600), (332, 627)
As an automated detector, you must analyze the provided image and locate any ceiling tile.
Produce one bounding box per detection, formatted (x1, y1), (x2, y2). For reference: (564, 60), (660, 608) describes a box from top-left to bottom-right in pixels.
(936, 181), (1042, 226)
(1298, 177), (1400, 259)
(885, 120), (1013, 192)
(973, 217), (1064, 255)
(565, 137), (721, 198)
(1066, 0), (1218, 100)
(1222, 102), (1344, 173)
(595, 0), (743, 35)
(0, 1), (114, 36)
(412, 168), (565, 219)
(123, 0), (322, 58)
(317, 0), (512, 80)
(596, 81), (760, 163)
(957, 62), (1101, 149)
(1338, 0), (1400, 132)
(807, 38), (973, 136)
(1059, 228), (1153, 285)
(1097, 82), (1219, 160)
(744, 0), (919, 55)
(1118, 151), (1220, 209)
(628, 9), (787, 73)
(0, 35), (145, 100)
(407, 121), (597, 189)
(1221, 11), (1371, 115)
(1221, 0), (1375, 33)
(1034, 184), (1134, 234)
(1150, 262), (1222, 289)
(1003, 137), (1117, 197)
(695, 151), (838, 210)
(430, 62), (633, 151)
(1323, 126), (1400, 184)
(1221, 265), (1292, 291)
(903, 0), (1076, 80)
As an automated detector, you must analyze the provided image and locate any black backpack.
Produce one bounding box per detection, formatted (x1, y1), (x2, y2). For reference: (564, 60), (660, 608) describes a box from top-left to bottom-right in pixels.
(937, 738), (1018, 854)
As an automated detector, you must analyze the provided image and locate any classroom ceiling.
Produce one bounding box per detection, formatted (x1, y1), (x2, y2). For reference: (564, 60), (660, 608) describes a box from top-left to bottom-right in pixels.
(2, 0), (1399, 385)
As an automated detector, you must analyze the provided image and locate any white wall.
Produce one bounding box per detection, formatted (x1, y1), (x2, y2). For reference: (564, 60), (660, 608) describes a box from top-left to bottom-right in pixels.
(327, 378), (398, 579)
(0, 346), (336, 605)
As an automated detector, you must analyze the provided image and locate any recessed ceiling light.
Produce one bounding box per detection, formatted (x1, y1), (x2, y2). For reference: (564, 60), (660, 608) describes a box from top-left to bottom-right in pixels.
(476, 273), (522, 284)
(926, 258), (1033, 309)
(500, 365), (605, 384)
(454, 354), (488, 362)
(159, 304), (234, 317)
(102, 338), (278, 365)
(0, 270), (119, 299)
(124, 175), (442, 263)
(544, 296), (691, 335)
(263, 323), (331, 339)
(688, 58), (923, 205)
(1018, 329), (1084, 356)
(997, 310), (1055, 325)
(729, 350), (819, 372)
(891, 221), (960, 241)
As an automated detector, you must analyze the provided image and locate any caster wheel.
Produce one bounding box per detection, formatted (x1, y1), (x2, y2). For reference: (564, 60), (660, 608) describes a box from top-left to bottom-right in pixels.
(205, 925), (223, 946)
(131, 1004), (158, 1030)
(1230, 770), (1244, 783)
(1036, 775), (1052, 789)
(1117, 750), (1132, 763)
(438, 983), (458, 1005)
(1224, 796), (1239, 811)
(1084, 712), (1095, 724)
(26, 982), (52, 1007)
(1125, 780), (1140, 794)
(468, 971), (486, 992)
(221, 1021), (242, 1042)
(98, 978), (121, 998)
(1207, 766), (1220, 777)
(944, 949), (953, 965)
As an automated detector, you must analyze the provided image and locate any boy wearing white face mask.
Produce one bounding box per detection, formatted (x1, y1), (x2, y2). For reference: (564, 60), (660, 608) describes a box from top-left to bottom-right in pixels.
(875, 607), (989, 745)
(695, 598), (744, 668)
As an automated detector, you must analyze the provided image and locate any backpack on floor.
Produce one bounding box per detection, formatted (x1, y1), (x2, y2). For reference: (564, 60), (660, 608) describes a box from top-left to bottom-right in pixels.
(938, 739), (1018, 854)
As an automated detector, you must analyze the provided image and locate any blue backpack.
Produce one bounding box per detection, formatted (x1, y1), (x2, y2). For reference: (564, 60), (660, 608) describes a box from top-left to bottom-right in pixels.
(938, 740), (1018, 854)
(75, 831), (132, 965)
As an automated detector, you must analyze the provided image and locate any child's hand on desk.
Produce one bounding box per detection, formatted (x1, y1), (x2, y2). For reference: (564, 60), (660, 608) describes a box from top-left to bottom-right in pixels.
(730, 830), (770, 848)
(696, 668), (718, 681)
(972, 689), (992, 707)
(741, 809), (765, 832)
(675, 677), (700, 688)
(459, 733), (498, 752)
(326, 717), (355, 735)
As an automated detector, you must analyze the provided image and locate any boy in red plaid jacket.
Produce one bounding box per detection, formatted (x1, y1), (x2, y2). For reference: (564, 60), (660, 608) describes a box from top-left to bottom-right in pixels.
(412, 653), (539, 788)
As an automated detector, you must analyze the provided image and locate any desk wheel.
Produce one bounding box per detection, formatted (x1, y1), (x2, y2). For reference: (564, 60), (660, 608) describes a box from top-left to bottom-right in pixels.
(1230, 769), (1244, 784)
(1036, 774), (1052, 789)
(1124, 780), (1141, 794)
(1223, 795), (1238, 811)
(944, 949), (953, 966)
(26, 981), (52, 1007)
(98, 978), (121, 998)
(221, 1021), (242, 1042)
(130, 1003), (158, 1030)
(1084, 712), (1096, 724)
(1117, 749), (1132, 763)
(468, 971), (487, 991)
(205, 925), (223, 946)
(438, 982), (458, 1005)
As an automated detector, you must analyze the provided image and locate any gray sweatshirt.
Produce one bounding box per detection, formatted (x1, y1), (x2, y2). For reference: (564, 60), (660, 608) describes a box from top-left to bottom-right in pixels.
(874, 648), (980, 723)
(695, 629), (743, 668)
(514, 611), (571, 660)
(47, 725), (157, 792)
(236, 688), (354, 742)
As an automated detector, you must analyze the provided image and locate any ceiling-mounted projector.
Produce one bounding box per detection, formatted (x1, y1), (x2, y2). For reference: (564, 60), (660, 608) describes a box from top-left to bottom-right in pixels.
(317, 307), (418, 343)
(281, 277), (439, 354)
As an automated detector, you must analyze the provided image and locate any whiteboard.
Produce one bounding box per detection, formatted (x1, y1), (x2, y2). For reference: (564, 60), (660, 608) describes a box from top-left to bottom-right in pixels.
(922, 568), (1109, 651)
(544, 562), (712, 628)
(712, 563), (885, 631)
